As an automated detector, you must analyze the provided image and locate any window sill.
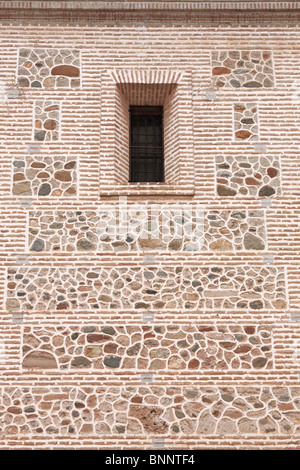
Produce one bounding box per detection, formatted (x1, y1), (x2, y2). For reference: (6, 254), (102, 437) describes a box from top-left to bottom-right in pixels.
(99, 183), (195, 197)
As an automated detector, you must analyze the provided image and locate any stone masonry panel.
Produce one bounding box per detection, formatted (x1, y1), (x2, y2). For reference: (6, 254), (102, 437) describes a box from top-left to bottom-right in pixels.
(21, 324), (273, 371)
(27, 209), (267, 253)
(211, 51), (274, 89)
(12, 156), (77, 197)
(216, 155), (281, 198)
(17, 48), (80, 89)
(0, 386), (299, 436)
(34, 101), (60, 142)
(6, 266), (287, 312)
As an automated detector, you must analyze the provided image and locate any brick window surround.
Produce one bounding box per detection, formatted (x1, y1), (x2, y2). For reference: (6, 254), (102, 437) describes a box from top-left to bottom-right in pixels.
(99, 70), (195, 196)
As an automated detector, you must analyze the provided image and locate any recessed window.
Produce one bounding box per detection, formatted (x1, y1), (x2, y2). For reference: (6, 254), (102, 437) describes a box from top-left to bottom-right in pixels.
(99, 71), (195, 196)
(129, 106), (164, 183)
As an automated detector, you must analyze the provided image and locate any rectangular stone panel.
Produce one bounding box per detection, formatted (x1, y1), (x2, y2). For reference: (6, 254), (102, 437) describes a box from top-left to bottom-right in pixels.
(12, 156), (77, 197)
(215, 155), (281, 198)
(0, 385), (298, 436)
(17, 48), (80, 89)
(27, 209), (267, 252)
(6, 266), (287, 312)
(211, 51), (274, 89)
(34, 100), (60, 142)
(234, 103), (259, 142)
(21, 324), (273, 372)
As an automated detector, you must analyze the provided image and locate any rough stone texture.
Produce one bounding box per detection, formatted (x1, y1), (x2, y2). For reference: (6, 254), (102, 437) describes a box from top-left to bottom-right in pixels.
(22, 350), (58, 369)
(0, 386), (299, 436)
(0, 3), (299, 451)
(215, 155), (281, 197)
(18, 48), (80, 89)
(211, 51), (274, 89)
(6, 266), (287, 311)
(234, 103), (259, 141)
(12, 156), (77, 197)
(27, 209), (266, 253)
(21, 324), (273, 371)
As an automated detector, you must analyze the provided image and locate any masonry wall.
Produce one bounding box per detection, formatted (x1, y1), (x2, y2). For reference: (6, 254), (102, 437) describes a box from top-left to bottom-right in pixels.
(0, 7), (299, 450)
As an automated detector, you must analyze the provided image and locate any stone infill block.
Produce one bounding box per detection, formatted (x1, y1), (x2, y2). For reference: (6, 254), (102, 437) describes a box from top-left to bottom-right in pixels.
(27, 209), (267, 252)
(6, 266), (287, 312)
(12, 156), (77, 197)
(18, 48), (80, 89)
(290, 313), (300, 322)
(21, 324), (273, 372)
(216, 155), (281, 198)
(0, 385), (299, 436)
(152, 438), (165, 448)
(211, 51), (274, 89)
(262, 254), (274, 264)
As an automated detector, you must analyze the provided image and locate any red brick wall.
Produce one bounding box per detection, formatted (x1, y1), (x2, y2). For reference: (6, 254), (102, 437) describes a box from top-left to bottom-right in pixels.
(0, 4), (299, 450)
